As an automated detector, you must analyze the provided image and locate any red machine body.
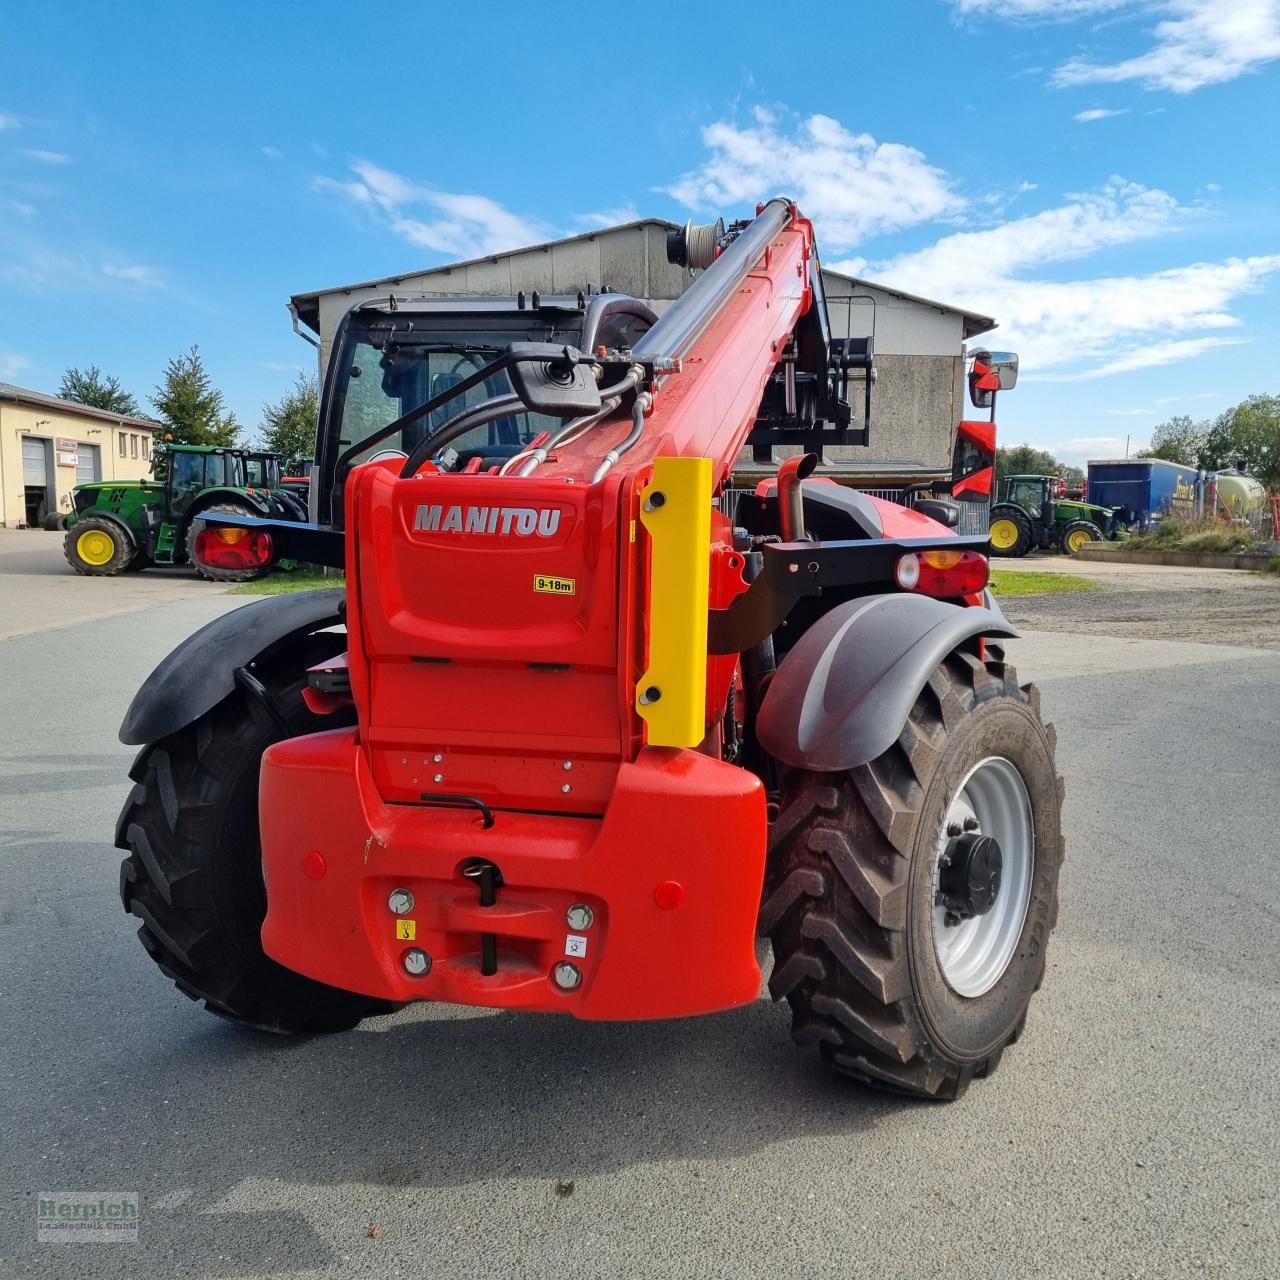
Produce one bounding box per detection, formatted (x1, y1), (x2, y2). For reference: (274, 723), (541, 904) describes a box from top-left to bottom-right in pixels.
(253, 202), (990, 1019)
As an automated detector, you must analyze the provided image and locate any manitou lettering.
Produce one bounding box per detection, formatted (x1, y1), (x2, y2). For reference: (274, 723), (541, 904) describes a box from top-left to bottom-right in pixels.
(414, 504), (562, 537)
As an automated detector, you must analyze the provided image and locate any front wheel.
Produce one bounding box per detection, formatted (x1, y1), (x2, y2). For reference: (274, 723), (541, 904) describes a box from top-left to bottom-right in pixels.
(761, 645), (1063, 1099)
(63, 518), (134, 576)
(1060, 520), (1103, 556)
(988, 508), (1033, 558)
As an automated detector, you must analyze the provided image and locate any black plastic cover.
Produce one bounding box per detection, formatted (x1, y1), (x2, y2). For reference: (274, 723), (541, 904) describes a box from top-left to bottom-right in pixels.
(119, 588), (345, 745)
(756, 593), (1018, 771)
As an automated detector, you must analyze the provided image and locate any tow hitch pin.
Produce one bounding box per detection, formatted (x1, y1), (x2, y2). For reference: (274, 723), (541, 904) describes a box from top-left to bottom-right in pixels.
(463, 861), (501, 976)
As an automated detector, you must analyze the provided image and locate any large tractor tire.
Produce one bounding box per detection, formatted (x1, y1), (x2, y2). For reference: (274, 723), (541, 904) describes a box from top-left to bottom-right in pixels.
(116, 652), (395, 1033)
(987, 507), (1034, 558)
(1059, 520), (1103, 556)
(63, 518), (135, 576)
(186, 502), (270, 583)
(761, 645), (1063, 1100)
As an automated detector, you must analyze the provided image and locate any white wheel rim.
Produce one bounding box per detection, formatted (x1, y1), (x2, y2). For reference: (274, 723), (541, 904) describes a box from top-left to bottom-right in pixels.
(932, 756), (1034, 998)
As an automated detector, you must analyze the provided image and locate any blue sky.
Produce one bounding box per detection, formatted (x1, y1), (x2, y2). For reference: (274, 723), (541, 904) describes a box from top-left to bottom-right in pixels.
(1, 0), (1277, 465)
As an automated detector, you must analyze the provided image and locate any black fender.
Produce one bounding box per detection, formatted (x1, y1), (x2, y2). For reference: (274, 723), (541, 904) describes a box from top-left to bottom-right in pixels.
(119, 588), (345, 745)
(73, 510), (139, 550)
(756, 593), (1019, 772)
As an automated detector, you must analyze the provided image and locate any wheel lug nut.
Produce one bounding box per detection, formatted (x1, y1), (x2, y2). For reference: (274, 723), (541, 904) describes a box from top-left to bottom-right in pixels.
(402, 948), (431, 977)
(388, 888), (415, 915)
(553, 961), (582, 990)
(963, 817), (980, 832)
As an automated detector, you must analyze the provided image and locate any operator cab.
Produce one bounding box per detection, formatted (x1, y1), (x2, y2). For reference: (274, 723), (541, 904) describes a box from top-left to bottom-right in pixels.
(316, 293), (657, 525)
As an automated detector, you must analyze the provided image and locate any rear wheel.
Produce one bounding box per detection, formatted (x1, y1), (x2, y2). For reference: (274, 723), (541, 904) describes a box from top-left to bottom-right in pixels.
(116, 652), (395, 1033)
(186, 502), (269, 583)
(988, 508), (1033, 558)
(761, 645), (1063, 1099)
(63, 518), (134, 576)
(1059, 520), (1103, 556)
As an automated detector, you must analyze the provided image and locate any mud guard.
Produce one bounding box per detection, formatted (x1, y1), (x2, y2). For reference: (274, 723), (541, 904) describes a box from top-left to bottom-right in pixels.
(119, 588), (345, 745)
(756, 593), (1019, 771)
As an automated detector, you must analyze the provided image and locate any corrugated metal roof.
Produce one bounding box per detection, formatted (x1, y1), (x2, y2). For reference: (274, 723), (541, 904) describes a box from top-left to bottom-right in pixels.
(0, 382), (157, 430)
(289, 218), (997, 340)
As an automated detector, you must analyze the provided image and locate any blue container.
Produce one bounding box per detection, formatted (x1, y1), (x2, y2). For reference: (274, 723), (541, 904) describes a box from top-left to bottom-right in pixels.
(1087, 458), (1200, 530)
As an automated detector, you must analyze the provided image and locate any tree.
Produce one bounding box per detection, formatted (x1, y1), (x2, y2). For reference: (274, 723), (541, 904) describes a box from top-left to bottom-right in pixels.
(58, 365), (140, 416)
(151, 346), (241, 447)
(995, 444), (1061, 482)
(259, 372), (318, 458)
(1202, 395), (1280, 491)
(1137, 415), (1208, 468)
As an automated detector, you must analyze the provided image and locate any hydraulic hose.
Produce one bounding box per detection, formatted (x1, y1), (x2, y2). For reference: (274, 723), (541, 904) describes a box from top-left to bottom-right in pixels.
(590, 391), (652, 484)
(399, 393), (524, 476)
(514, 367), (643, 477)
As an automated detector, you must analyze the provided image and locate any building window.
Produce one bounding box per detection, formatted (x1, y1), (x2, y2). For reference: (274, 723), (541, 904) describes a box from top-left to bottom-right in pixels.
(130, 434), (138, 459)
(119, 433), (127, 457)
(142, 435), (150, 460)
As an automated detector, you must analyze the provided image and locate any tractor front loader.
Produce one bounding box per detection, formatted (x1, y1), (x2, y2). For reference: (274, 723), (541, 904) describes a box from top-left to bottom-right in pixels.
(115, 200), (1063, 1099)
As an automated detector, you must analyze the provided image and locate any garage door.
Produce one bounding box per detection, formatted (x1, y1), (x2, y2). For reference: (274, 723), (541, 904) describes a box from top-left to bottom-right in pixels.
(76, 444), (100, 484)
(22, 437), (49, 483)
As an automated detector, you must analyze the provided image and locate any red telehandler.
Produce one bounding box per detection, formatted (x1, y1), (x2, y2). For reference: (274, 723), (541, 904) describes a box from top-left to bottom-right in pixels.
(116, 200), (1061, 1099)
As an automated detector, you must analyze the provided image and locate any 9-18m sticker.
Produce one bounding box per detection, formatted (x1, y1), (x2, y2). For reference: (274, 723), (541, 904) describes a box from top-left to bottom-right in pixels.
(533, 574), (576, 596)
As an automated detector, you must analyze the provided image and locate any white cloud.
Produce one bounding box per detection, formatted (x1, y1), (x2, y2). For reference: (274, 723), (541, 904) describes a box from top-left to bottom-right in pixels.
(953, 1), (1128, 14)
(18, 148), (71, 165)
(315, 160), (549, 259)
(1074, 107), (1130, 121)
(101, 262), (164, 288)
(8, 200), (37, 218)
(1055, 0), (1280, 93)
(0, 350), (31, 381)
(2, 247), (166, 294)
(574, 204), (640, 230)
(1034, 336), (1247, 380)
(665, 107), (963, 250)
(1046, 435), (1146, 466)
(261, 145), (284, 160)
(0, 111), (20, 132)
(1104, 406), (1160, 415)
(839, 178), (1280, 379)
(955, 1), (1280, 93)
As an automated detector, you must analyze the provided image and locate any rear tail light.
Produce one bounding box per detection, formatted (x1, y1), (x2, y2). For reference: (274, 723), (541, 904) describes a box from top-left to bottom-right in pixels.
(896, 548), (989, 597)
(194, 523), (274, 570)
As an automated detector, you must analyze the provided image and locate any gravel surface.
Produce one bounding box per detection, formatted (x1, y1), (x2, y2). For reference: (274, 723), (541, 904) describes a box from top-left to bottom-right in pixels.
(2, 543), (1277, 1279)
(1000, 555), (1280, 649)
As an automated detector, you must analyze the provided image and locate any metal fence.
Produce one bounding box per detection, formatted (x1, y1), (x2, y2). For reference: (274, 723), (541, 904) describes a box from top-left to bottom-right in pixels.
(719, 485), (990, 537)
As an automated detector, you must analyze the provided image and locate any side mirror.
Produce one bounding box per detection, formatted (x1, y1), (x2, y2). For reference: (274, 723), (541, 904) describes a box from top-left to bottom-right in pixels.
(507, 343), (602, 417)
(967, 350), (1018, 408)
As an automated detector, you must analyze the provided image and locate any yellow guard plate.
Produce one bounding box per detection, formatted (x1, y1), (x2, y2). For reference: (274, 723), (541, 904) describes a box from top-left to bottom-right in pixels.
(637, 457), (712, 747)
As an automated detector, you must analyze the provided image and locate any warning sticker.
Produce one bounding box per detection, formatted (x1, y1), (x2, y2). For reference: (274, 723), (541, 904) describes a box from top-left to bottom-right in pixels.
(395, 919), (417, 941)
(533, 574), (576, 596)
(565, 934), (588, 958)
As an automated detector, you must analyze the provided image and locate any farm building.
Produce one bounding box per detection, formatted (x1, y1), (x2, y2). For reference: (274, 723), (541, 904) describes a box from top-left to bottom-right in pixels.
(289, 218), (996, 488)
(0, 383), (155, 528)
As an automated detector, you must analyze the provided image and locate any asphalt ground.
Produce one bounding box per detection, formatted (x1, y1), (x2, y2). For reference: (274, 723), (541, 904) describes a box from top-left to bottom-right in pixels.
(1, 532), (1277, 1278)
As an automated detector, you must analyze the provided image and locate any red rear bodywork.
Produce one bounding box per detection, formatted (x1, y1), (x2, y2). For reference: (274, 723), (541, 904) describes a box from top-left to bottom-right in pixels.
(255, 207), (824, 1020)
(256, 202), (991, 1019)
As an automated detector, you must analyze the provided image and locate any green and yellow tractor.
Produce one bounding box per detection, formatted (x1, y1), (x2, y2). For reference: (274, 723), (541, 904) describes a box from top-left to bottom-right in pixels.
(63, 443), (304, 581)
(988, 474), (1123, 558)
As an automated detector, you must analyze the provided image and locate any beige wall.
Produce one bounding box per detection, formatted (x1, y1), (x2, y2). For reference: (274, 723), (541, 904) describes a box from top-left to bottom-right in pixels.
(0, 400), (154, 527)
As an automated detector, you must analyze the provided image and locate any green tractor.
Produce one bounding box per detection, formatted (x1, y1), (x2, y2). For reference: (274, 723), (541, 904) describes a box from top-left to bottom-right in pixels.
(63, 443), (300, 581)
(988, 474), (1120, 558)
